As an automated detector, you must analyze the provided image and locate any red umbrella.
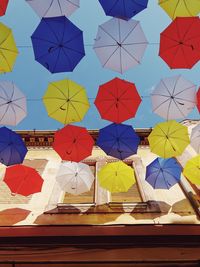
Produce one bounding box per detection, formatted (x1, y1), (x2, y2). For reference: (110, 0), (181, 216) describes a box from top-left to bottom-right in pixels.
(94, 77), (142, 123)
(197, 87), (200, 113)
(159, 17), (200, 69)
(53, 125), (94, 162)
(0, 0), (9, 16)
(3, 165), (44, 197)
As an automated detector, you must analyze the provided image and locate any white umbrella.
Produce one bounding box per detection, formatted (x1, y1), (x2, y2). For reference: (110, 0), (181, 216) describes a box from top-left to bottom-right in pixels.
(56, 161), (95, 195)
(0, 81), (27, 126)
(190, 124), (200, 154)
(26, 0), (79, 18)
(93, 18), (148, 73)
(151, 75), (196, 120)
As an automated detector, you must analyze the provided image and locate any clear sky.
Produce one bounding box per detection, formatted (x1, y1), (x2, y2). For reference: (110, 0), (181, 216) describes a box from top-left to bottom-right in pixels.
(1, 0), (199, 130)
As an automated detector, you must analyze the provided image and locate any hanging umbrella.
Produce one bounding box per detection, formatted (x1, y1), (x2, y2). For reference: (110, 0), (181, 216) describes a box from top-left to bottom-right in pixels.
(159, 0), (200, 20)
(151, 75), (196, 120)
(97, 123), (140, 160)
(183, 155), (200, 185)
(0, 0), (9, 16)
(3, 165), (44, 196)
(26, 0), (79, 18)
(94, 77), (141, 123)
(97, 161), (135, 193)
(145, 157), (182, 189)
(197, 87), (200, 113)
(0, 22), (18, 73)
(56, 161), (94, 195)
(53, 125), (94, 162)
(0, 127), (27, 166)
(190, 124), (200, 154)
(31, 16), (85, 73)
(43, 79), (90, 124)
(98, 0), (148, 20)
(93, 18), (148, 73)
(0, 81), (27, 126)
(148, 120), (190, 158)
(0, 208), (31, 226)
(159, 17), (200, 69)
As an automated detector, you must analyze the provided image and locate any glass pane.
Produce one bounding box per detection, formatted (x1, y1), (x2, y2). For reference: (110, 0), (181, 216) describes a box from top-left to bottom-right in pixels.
(111, 182), (142, 203)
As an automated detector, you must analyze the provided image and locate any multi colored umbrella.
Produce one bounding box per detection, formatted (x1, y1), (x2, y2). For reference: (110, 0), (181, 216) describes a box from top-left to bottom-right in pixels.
(151, 75), (196, 120)
(31, 16), (85, 73)
(159, 17), (200, 69)
(56, 161), (95, 195)
(97, 123), (140, 160)
(3, 165), (44, 196)
(43, 79), (90, 124)
(98, 0), (148, 20)
(148, 120), (190, 158)
(0, 22), (18, 73)
(190, 124), (200, 154)
(197, 87), (200, 113)
(145, 157), (182, 189)
(0, 0), (9, 16)
(183, 155), (200, 185)
(0, 81), (27, 126)
(26, 0), (79, 18)
(53, 125), (94, 162)
(98, 161), (135, 193)
(93, 18), (148, 73)
(95, 77), (141, 123)
(0, 127), (27, 166)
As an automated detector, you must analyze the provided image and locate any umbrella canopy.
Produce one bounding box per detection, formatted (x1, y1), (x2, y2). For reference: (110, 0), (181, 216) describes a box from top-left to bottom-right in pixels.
(31, 16), (85, 73)
(145, 157), (182, 189)
(0, 208), (31, 226)
(151, 75), (196, 120)
(0, 22), (18, 73)
(0, 81), (27, 126)
(56, 161), (95, 195)
(98, 161), (135, 193)
(0, 127), (27, 166)
(43, 79), (90, 124)
(93, 18), (148, 73)
(183, 155), (200, 185)
(159, 17), (200, 69)
(53, 125), (94, 162)
(94, 77), (141, 123)
(190, 124), (200, 154)
(197, 87), (200, 113)
(26, 0), (79, 18)
(148, 120), (190, 158)
(159, 0), (200, 20)
(97, 123), (140, 160)
(98, 0), (148, 20)
(0, 0), (9, 16)
(3, 165), (44, 196)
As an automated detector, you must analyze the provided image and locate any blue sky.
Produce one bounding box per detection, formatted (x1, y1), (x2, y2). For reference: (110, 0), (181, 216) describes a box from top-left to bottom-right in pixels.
(1, 0), (199, 130)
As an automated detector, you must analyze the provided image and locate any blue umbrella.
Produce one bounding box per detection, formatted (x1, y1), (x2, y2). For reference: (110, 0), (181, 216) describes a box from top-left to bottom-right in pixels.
(0, 127), (28, 166)
(96, 123), (140, 160)
(145, 158), (182, 189)
(31, 16), (85, 73)
(98, 0), (148, 20)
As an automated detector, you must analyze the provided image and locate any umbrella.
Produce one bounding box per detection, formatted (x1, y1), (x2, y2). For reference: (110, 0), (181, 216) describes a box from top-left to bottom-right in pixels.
(98, 0), (148, 20)
(197, 87), (200, 113)
(26, 0), (79, 18)
(53, 125), (94, 162)
(97, 123), (140, 160)
(94, 77), (142, 123)
(151, 75), (196, 120)
(31, 16), (85, 73)
(159, 17), (200, 69)
(159, 0), (200, 20)
(43, 79), (90, 124)
(148, 120), (190, 158)
(0, 81), (27, 126)
(190, 124), (200, 154)
(145, 157), (182, 189)
(183, 155), (200, 185)
(0, 127), (27, 166)
(3, 165), (44, 196)
(0, 0), (9, 16)
(97, 161), (135, 193)
(56, 161), (95, 195)
(93, 17), (148, 73)
(0, 22), (18, 73)
(0, 208), (31, 226)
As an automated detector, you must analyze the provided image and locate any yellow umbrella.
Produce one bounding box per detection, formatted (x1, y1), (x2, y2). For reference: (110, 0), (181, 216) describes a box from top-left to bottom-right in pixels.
(0, 23), (18, 73)
(148, 120), (189, 158)
(159, 0), (200, 19)
(97, 161), (136, 193)
(43, 79), (90, 124)
(183, 155), (200, 185)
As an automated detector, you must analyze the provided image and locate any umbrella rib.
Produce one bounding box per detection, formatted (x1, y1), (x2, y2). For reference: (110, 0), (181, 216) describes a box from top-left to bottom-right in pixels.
(0, 46), (18, 53)
(152, 98), (170, 113)
(69, 101), (82, 121)
(99, 25), (119, 43)
(94, 44), (118, 49)
(57, 0), (63, 15)
(172, 0), (180, 19)
(166, 99), (172, 120)
(10, 104), (17, 125)
(182, 15), (197, 40)
(52, 45), (62, 73)
(102, 46), (119, 67)
(50, 83), (68, 99)
(130, 0), (146, 8)
(61, 48), (74, 70)
(153, 169), (162, 188)
(64, 0), (79, 7)
(106, 0), (119, 14)
(69, 87), (86, 100)
(31, 36), (58, 46)
(161, 79), (173, 96)
(121, 46), (140, 63)
(10, 102), (27, 113)
(43, 19), (60, 43)
(0, 50), (12, 72)
(0, 104), (10, 123)
(43, 0), (54, 17)
(121, 21), (140, 44)
(172, 75), (181, 96)
(174, 85), (196, 96)
(180, 44), (190, 68)
(63, 44), (85, 56)
(173, 99), (189, 117)
(0, 83), (10, 99)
